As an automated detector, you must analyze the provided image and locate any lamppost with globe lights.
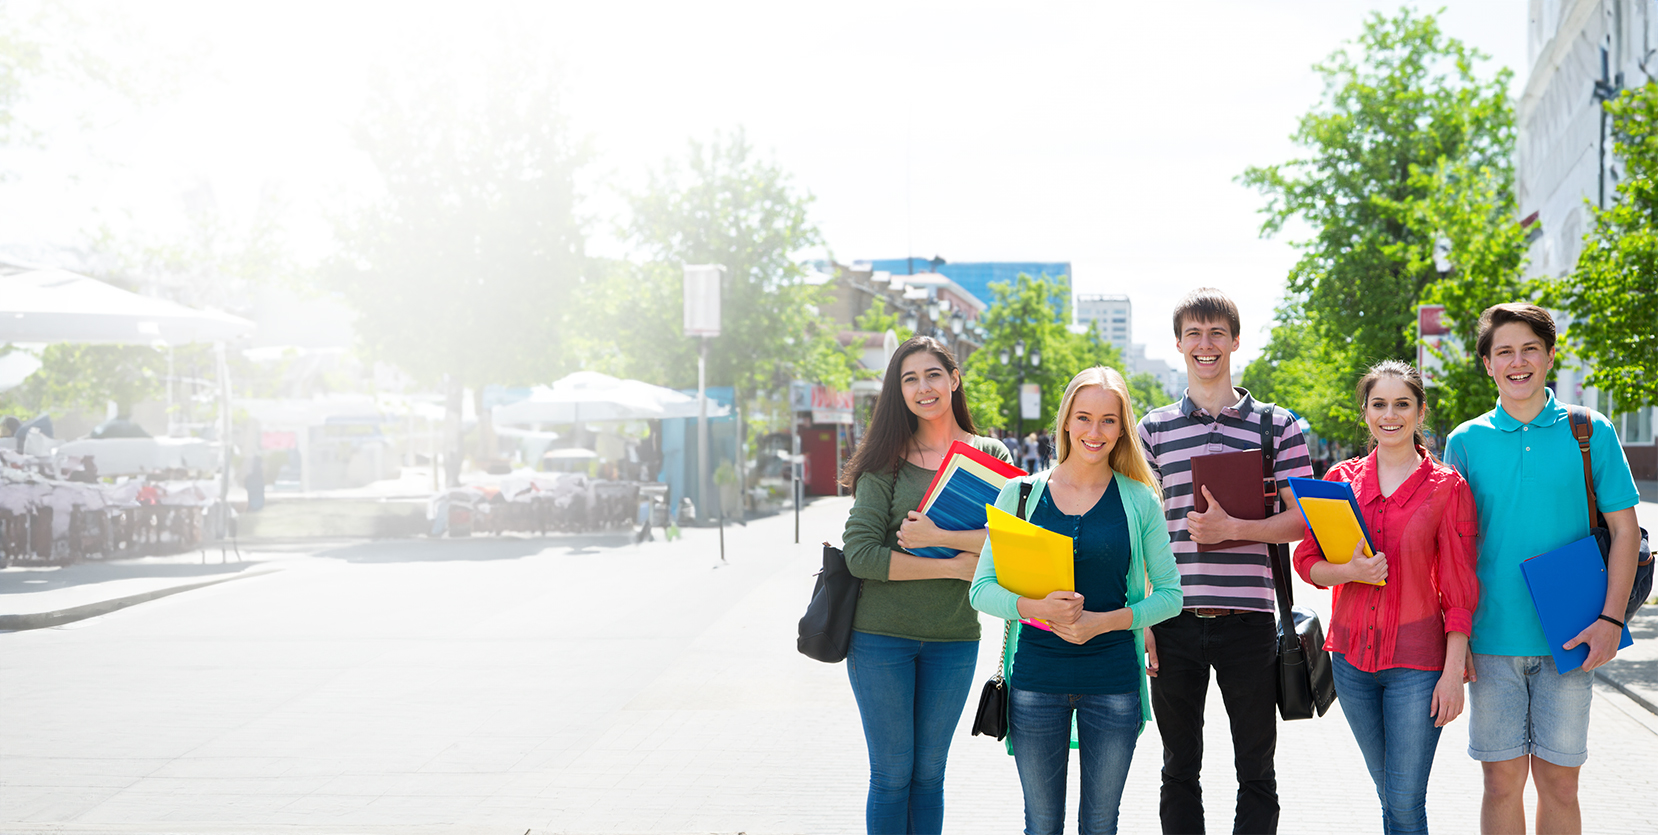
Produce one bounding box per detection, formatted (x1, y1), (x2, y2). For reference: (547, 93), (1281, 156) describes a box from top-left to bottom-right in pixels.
(999, 338), (1041, 437)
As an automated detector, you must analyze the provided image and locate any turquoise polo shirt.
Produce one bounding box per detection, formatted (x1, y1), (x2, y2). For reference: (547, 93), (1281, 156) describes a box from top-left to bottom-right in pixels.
(1445, 390), (1641, 656)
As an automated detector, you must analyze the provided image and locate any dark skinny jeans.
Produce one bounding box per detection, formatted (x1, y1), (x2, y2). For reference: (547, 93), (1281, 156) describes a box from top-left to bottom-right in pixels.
(1149, 609), (1280, 835)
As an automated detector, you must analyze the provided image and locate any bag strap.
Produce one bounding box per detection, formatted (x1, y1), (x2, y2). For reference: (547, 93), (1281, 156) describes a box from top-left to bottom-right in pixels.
(993, 480), (1037, 683)
(1257, 402), (1296, 621)
(1567, 406), (1604, 530)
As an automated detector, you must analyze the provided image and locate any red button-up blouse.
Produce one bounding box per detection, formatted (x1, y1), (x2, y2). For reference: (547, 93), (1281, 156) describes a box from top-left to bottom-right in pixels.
(1292, 450), (1479, 673)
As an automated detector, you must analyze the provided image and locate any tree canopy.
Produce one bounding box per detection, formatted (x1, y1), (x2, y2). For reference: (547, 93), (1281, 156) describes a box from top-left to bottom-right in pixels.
(1552, 81), (1658, 411)
(326, 39), (587, 391)
(568, 130), (847, 403)
(1240, 8), (1525, 444)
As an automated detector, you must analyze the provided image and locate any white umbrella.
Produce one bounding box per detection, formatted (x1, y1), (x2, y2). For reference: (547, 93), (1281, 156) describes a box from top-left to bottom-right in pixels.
(492, 372), (728, 426)
(0, 266), (255, 344)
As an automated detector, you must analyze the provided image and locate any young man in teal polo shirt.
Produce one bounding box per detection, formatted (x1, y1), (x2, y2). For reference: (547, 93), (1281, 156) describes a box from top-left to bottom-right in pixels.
(1444, 303), (1643, 835)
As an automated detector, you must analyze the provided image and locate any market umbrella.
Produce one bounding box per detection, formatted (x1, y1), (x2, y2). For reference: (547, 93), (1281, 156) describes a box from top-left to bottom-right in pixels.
(491, 372), (728, 425)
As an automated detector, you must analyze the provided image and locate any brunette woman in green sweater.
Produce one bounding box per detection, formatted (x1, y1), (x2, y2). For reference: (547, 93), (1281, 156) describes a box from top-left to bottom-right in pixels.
(839, 335), (1015, 835)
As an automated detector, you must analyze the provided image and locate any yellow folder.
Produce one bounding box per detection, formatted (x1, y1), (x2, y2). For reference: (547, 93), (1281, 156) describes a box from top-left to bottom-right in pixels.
(1300, 496), (1384, 586)
(985, 504), (1076, 609)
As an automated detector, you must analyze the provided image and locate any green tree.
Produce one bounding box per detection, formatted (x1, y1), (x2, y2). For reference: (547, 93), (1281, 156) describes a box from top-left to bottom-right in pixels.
(1551, 81), (1658, 411)
(1241, 302), (1357, 444)
(1241, 9), (1516, 410)
(1124, 371), (1171, 419)
(571, 130), (847, 404)
(1412, 156), (1534, 436)
(325, 38), (586, 481)
(964, 273), (1122, 434)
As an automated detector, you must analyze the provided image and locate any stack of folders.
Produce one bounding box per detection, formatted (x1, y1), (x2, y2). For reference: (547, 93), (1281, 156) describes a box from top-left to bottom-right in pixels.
(1286, 476), (1383, 586)
(1521, 535), (1634, 674)
(905, 441), (1028, 559)
(986, 504), (1075, 631)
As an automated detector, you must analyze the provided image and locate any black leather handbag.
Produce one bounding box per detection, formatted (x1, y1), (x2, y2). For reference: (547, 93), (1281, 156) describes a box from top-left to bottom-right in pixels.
(1568, 406), (1653, 623)
(970, 481), (1034, 741)
(1259, 402), (1334, 720)
(797, 543), (861, 663)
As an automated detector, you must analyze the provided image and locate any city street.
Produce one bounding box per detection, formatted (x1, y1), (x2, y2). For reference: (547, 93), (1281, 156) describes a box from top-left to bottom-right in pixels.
(3, 497), (1658, 834)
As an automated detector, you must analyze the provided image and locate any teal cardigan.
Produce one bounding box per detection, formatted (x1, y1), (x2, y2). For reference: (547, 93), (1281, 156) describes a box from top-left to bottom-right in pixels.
(969, 469), (1183, 751)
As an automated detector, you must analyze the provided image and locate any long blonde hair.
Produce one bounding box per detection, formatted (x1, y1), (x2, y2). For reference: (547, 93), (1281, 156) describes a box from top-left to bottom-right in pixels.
(1054, 367), (1162, 502)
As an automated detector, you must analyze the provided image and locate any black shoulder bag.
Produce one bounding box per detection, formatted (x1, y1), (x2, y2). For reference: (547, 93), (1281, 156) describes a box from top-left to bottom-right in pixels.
(971, 480), (1034, 741)
(797, 541), (861, 663)
(1260, 403), (1335, 720)
(1567, 406), (1653, 624)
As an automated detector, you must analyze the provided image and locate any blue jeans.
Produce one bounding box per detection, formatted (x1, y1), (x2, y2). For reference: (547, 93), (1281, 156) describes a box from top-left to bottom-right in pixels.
(846, 631), (979, 835)
(1332, 653), (1444, 835)
(1008, 688), (1141, 835)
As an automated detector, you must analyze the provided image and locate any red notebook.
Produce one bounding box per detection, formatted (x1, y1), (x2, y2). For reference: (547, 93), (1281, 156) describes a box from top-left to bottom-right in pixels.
(916, 440), (1027, 511)
(1189, 449), (1267, 552)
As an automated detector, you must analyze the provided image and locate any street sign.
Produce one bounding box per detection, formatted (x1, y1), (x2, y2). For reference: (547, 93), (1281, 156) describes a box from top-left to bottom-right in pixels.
(683, 264), (723, 337)
(789, 380), (812, 413)
(811, 386), (854, 425)
(1418, 304), (1452, 387)
(1020, 383), (1041, 420)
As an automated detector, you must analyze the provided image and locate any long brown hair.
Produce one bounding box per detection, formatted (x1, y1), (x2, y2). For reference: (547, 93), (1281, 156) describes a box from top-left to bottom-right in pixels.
(1356, 359), (1432, 455)
(840, 336), (978, 494)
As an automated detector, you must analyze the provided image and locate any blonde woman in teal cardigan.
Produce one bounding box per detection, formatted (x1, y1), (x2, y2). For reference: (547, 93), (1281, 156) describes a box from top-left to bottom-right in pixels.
(970, 366), (1182, 835)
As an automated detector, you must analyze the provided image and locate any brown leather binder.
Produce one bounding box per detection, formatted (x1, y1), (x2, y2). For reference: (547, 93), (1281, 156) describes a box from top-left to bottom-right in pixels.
(1189, 448), (1267, 552)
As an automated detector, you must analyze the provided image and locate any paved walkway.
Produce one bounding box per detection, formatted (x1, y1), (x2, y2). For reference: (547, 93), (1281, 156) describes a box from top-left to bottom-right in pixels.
(2, 497), (1656, 833)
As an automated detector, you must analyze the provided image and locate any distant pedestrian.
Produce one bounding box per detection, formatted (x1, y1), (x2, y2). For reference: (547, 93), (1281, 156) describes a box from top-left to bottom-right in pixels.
(837, 335), (1014, 835)
(1037, 429), (1053, 470)
(1022, 433), (1040, 474)
(244, 456), (265, 512)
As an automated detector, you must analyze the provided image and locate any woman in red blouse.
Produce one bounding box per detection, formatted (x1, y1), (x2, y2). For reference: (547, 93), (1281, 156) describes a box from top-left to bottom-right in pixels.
(1293, 360), (1479, 835)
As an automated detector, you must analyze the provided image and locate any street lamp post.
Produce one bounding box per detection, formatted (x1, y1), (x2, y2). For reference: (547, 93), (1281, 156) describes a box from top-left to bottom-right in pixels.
(998, 338), (1041, 436)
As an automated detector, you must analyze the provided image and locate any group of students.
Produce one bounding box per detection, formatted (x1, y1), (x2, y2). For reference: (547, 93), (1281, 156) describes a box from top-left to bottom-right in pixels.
(836, 288), (1644, 835)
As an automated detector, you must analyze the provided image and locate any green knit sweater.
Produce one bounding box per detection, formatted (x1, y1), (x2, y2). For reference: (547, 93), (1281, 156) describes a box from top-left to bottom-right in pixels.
(840, 436), (1015, 642)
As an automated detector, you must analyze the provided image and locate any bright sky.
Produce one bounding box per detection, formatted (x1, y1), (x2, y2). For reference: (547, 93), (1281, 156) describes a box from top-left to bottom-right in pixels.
(0, 0), (1528, 374)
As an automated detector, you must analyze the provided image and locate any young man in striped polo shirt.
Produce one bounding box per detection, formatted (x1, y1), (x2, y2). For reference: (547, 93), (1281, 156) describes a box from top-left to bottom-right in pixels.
(1137, 288), (1313, 835)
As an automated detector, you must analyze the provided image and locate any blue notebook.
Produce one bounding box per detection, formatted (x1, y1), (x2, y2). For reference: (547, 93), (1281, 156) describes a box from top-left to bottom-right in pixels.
(1520, 535), (1634, 674)
(906, 442), (1026, 559)
(1286, 476), (1378, 553)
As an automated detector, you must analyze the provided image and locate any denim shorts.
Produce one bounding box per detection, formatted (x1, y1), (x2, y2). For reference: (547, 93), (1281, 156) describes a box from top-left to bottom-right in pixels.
(1467, 654), (1593, 767)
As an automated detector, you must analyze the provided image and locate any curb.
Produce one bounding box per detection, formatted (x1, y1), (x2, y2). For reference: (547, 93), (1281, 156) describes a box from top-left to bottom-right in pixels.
(1595, 669), (1658, 716)
(0, 567), (282, 631)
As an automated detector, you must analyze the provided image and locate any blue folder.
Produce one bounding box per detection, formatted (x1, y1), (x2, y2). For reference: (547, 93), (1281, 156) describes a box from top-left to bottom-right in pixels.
(1520, 535), (1634, 674)
(908, 469), (1002, 559)
(1286, 476), (1378, 553)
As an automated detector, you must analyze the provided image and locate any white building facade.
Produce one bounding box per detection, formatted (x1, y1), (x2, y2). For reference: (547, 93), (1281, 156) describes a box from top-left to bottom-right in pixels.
(1519, 0), (1657, 477)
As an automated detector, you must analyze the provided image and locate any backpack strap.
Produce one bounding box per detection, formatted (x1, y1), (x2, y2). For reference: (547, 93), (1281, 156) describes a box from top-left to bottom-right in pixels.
(1016, 480), (1034, 522)
(1567, 405), (1604, 530)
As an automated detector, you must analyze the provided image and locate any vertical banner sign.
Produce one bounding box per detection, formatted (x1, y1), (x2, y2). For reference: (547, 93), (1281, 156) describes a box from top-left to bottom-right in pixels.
(1418, 304), (1449, 387)
(811, 386), (855, 425)
(1020, 383), (1042, 420)
(683, 264), (723, 337)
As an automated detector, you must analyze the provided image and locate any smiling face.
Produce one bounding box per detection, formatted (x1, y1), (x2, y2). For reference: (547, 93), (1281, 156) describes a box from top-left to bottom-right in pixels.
(1481, 321), (1554, 406)
(1175, 316), (1239, 384)
(1064, 385), (1123, 467)
(898, 350), (958, 421)
(1363, 376), (1423, 452)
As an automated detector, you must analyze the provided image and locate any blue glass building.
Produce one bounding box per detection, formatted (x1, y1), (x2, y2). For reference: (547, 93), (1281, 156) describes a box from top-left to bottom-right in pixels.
(866, 259), (1071, 320)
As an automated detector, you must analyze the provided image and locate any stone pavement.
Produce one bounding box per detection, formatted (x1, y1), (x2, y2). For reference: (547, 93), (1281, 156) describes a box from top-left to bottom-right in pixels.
(1, 496), (1656, 833)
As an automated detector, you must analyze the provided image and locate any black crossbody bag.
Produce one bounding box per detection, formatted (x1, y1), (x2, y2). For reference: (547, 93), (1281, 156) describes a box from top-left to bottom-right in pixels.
(1259, 403), (1335, 720)
(971, 480), (1034, 740)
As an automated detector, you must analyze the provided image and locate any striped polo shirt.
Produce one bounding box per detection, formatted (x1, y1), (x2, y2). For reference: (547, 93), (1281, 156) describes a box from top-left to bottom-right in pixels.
(1137, 388), (1313, 611)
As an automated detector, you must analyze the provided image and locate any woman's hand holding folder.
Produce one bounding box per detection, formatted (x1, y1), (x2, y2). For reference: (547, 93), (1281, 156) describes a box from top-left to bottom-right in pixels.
(1310, 540), (1389, 586)
(1017, 590), (1084, 630)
